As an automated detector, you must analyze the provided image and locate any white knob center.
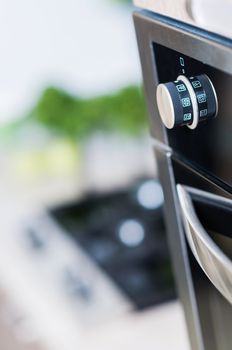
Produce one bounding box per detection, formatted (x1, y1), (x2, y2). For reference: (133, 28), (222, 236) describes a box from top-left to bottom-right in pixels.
(156, 84), (175, 129)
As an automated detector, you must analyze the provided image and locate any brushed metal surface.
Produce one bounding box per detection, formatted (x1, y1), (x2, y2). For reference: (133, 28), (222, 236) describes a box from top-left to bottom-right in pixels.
(134, 0), (232, 40)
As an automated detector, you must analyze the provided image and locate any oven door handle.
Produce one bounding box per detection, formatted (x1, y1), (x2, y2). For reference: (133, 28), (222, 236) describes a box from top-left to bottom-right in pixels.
(177, 184), (232, 304)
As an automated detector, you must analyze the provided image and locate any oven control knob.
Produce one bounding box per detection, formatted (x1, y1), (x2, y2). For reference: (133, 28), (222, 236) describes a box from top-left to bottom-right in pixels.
(156, 74), (218, 129)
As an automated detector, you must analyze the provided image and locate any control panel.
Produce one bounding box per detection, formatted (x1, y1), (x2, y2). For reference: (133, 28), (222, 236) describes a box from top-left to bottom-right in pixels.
(152, 42), (232, 190)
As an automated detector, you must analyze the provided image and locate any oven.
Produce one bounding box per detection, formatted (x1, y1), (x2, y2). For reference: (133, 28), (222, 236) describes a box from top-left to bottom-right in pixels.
(133, 4), (232, 350)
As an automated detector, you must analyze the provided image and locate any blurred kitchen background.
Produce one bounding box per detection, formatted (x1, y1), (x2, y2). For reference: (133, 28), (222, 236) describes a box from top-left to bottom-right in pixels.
(0, 0), (189, 349)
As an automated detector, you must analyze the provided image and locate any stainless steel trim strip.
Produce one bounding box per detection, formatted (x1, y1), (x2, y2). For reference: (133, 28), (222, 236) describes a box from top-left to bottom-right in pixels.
(151, 137), (172, 156)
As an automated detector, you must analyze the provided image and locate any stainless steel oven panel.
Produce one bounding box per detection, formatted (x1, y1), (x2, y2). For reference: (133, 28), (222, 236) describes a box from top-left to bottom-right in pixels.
(134, 11), (232, 350)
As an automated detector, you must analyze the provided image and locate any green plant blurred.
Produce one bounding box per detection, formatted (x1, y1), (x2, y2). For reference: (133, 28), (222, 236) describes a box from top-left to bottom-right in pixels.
(1, 85), (147, 144)
(33, 85), (147, 139)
